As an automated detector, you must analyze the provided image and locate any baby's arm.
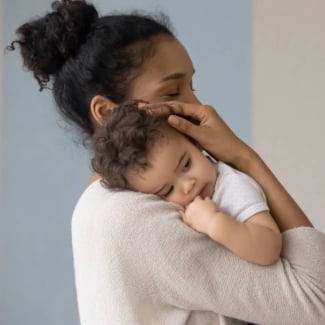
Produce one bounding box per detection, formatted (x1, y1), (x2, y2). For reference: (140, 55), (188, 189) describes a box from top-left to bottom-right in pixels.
(183, 197), (282, 265)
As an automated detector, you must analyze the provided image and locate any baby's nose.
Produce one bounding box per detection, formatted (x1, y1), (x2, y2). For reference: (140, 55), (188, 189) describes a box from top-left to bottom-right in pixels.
(183, 178), (196, 194)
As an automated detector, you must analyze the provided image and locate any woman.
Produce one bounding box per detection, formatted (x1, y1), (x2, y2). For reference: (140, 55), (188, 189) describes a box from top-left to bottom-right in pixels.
(9, 1), (325, 324)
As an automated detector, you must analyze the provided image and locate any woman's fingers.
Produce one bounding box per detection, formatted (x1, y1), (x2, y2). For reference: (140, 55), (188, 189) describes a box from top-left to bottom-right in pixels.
(139, 100), (248, 166)
(167, 115), (199, 138)
(140, 101), (210, 123)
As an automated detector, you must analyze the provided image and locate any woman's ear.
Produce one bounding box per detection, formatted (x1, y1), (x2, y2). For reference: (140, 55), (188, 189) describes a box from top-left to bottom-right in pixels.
(90, 95), (116, 126)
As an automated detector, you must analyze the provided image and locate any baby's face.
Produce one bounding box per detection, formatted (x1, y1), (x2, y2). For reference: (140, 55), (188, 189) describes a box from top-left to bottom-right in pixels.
(127, 128), (217, 207)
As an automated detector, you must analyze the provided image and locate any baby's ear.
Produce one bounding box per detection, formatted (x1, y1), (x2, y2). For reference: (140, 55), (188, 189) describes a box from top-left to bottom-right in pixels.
(90, 95), (117, 126)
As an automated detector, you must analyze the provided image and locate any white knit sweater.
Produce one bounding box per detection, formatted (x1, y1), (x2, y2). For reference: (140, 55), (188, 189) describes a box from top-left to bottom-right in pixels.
(72, 180), (325, 325)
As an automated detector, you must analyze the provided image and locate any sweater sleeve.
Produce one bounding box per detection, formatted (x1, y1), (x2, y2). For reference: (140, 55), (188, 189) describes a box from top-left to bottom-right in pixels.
(72, 189), (325, 325)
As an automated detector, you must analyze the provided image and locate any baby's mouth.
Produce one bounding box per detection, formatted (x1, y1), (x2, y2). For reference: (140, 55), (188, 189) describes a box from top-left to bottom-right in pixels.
(197, 184), (210, 199)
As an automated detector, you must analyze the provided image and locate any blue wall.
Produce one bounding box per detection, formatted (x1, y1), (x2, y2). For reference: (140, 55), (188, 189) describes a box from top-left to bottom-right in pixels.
(1, 1), (252, 324)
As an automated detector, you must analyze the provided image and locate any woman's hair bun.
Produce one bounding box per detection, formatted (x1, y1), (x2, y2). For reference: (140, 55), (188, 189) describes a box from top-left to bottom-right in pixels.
(8, 0), (98, 90)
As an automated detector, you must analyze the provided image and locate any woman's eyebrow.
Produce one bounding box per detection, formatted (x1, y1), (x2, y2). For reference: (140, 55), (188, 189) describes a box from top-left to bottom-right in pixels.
(159, 69), (195, 83)
(159, 72), (185, 83)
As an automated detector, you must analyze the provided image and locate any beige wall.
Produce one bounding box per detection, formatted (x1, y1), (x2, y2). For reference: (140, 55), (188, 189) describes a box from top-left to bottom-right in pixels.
(253, 0), (325, 231)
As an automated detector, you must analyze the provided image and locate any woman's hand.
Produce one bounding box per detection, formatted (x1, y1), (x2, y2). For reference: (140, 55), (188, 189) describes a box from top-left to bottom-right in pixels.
(141, 101), (254, 170)
(142, 101), (313, 231)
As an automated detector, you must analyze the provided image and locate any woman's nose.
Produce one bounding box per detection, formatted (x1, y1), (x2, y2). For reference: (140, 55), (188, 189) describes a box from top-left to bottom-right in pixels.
(188, 92), (201, 104)
(183, 89), (201, 104)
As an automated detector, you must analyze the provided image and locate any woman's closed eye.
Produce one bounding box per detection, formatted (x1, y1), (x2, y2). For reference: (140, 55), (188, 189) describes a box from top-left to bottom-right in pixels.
(166, 88), (180, 98)
(165, 81), (196, 98)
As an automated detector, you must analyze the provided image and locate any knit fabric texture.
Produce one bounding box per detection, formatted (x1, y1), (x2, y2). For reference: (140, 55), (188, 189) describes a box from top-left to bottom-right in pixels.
(72, 181), (325, 325)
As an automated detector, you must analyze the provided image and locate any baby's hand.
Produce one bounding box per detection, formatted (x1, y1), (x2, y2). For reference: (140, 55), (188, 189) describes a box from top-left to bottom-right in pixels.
(181, 196), (219, 235)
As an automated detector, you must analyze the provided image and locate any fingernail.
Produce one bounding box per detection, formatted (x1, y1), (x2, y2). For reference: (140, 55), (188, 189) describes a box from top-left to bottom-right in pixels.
(168, 115), (179, 126)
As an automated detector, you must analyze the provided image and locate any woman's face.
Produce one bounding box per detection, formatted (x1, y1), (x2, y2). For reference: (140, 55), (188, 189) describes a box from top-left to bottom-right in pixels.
(129, 36), (200, 104)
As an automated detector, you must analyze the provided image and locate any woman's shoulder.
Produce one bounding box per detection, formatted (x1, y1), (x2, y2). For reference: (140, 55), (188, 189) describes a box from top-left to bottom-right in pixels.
(73, 179), (176, 212)
(72, 179), (114, 222)
(71, 180), (181, 239)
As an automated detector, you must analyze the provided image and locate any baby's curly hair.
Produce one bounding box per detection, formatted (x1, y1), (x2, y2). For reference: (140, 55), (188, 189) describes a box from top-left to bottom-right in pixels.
(91, 101), (168, 190)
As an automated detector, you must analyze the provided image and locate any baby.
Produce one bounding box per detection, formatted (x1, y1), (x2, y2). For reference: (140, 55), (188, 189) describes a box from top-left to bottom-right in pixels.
(92, 102), (282, 265)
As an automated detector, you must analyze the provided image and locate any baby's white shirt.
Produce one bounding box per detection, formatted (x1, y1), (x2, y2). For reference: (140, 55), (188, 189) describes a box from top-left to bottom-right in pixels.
(212, 162), (269, 222)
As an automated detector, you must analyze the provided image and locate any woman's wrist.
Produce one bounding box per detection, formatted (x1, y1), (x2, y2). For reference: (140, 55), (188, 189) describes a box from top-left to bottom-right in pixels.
(213, 138), (260, 175)
(232, 144), (261, 175)
(230, 144), (313, 231)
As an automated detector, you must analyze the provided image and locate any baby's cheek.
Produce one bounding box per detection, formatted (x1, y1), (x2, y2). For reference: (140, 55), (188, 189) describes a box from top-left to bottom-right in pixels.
(167, 194), (183, 206)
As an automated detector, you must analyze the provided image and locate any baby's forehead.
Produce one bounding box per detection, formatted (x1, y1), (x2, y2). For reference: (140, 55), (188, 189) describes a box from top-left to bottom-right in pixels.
(148, 126), (185, 156)
(158, 124), (186, 141)
(149, 128), (192, 171)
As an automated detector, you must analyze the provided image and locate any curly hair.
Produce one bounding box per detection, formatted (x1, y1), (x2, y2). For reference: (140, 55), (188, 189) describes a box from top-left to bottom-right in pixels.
(8, 0), (174, 138)
(91, 102), (169, 190)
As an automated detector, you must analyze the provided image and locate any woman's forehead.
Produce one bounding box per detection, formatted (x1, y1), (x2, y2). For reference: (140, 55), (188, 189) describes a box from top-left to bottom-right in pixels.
(129, 37), (194, 97)
(146, 37), (193, 78)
